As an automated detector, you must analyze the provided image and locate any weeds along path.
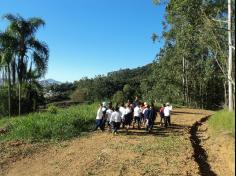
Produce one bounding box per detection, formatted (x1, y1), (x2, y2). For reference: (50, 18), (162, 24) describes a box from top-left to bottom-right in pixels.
(3, 108), (213, 176)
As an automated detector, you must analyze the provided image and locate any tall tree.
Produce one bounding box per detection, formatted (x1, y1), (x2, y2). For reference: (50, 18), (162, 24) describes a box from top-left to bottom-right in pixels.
(3, 14), (49, 115)
(228, 0), (234, 111)
(0, 31), (17, 117)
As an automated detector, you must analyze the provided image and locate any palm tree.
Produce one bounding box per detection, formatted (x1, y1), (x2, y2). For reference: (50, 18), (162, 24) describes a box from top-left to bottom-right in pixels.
(0, 31), (17, 117)
(3, 14), (49, 115)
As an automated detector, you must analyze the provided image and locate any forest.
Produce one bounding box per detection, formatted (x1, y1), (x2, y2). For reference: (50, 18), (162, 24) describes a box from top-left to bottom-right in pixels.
(0, 0), (235, 118)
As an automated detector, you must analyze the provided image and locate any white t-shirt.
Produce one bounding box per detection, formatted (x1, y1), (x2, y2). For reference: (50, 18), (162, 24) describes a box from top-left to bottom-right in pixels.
(110, 111), (122, 123)
(96, 107), (103, 120)
(102, 107), (106, 112)
(106, 109), (113, 121)
(164, 106), (172, 117)
(125, 107), (131, 115)
(119, 106), (126, 119)
(134, 106), (141, 117)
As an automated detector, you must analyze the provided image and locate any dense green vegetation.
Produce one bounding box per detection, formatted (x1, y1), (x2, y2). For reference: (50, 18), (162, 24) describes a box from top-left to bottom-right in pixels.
(72, 64), (152, 103)
(149, 0), (235, 109)
(0, 103), (97, 142)
(208, 109), (235, 136)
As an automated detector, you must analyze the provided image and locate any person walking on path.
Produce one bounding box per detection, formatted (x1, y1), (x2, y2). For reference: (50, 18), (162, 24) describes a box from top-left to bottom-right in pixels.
(110, 106), (122, 134)
(146, 103), (157, 132)
(124, 103), (133, 134)
(100, 102), (107, 130)
(93, 103), (105, 131)
(119, 103), (126, 128)
(133, 103), (142, 129)
(143, 102), (150, 128)
(106, 104), (113, 130)
(164, 102), (172, 127)
(159, 104), (165, 126)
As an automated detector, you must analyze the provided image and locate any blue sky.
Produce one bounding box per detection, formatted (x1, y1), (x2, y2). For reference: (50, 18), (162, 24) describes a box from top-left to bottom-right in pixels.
(0, 0), (165, 82)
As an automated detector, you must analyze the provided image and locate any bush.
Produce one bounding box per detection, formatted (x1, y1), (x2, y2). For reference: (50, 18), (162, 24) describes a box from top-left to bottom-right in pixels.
(0, 103), (98, 141)
(47, 104), (58, 114)
(70, 88), (88, 102)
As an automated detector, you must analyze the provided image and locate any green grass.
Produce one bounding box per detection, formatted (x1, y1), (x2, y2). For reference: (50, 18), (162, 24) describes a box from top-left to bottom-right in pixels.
(208, 109), (235, 137)
(0, 103), (98, 142)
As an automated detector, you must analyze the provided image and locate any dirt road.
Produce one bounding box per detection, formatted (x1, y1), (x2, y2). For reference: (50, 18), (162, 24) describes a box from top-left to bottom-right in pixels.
(2, 108), (213, 176)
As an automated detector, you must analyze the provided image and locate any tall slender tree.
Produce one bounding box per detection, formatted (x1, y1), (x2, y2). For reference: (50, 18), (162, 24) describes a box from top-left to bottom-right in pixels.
(3, 14), (49, 115)
(0, 31), (17, 117)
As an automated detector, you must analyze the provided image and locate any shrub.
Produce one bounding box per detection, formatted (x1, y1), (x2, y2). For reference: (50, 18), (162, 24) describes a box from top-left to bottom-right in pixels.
(47, 104), (58, 114)
(71, 88), (88, 102)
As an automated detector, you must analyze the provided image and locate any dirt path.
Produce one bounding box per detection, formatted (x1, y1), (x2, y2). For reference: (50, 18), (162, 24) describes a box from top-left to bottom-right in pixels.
(2, 108), (213, 176)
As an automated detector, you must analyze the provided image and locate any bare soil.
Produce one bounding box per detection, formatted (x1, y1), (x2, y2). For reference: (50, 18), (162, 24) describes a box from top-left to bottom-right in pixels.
(0, 108), (233, 176)
(199, 123), (235, 176)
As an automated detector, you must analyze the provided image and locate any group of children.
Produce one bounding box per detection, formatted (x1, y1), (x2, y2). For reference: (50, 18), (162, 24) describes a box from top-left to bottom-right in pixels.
(94, 97), (173, 134)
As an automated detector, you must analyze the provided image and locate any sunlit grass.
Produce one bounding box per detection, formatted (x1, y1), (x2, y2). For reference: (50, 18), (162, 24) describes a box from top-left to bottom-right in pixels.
(208, 109), (235, 137)
(0, 103), (98, 142)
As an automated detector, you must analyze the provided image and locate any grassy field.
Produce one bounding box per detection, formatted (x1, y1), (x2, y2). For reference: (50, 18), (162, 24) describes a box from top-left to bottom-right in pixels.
(0, 103), (98, 142)
(208, 109), (235, 137)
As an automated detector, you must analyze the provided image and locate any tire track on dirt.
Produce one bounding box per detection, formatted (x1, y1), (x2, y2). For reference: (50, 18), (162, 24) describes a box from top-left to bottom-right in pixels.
(190, 115), (217, 176)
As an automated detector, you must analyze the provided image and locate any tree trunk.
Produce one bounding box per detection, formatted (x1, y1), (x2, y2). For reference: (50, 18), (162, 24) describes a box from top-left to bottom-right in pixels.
(7, 64), (11, 117)
(186, 60), (189, 106)
(11, 57), (16, 85)
(224, 81), (228, 107)
(228, 0), (234, 111)
(182, 57), (186, 105)
(18, 81), (21, 116)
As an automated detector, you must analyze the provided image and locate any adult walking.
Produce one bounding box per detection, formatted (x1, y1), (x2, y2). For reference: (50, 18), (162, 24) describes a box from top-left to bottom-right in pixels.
(159, 104), (165, 126)
(93, 103), (105, 131)
(110, 106), (122, 134)
(106, 104), (113, 130)
(146, 103), (157, 132)
(100, 102), (107, 130)
(164, 102), (172, 127)
(124, 103), (133, 134)
(119, 103), (126, 128)
(143, 102), (150, 127)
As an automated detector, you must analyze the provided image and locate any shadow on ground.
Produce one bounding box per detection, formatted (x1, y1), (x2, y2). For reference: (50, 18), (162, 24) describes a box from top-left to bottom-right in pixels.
(117, 123), (190, 137)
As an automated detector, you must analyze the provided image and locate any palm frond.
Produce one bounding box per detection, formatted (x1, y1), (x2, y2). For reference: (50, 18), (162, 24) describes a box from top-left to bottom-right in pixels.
(32, 51), (48, 77)
(28, 37), (49, 58)
(28, 17), (45, 34)
(2, 13), (18, 22)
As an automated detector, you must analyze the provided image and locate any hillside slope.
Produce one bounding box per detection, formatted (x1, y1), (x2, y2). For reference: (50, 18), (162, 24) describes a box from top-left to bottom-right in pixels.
(1, 108), (217, 176)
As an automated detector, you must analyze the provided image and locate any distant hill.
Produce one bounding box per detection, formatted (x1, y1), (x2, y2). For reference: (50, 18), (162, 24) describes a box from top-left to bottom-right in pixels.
(40, 79), (62, 87)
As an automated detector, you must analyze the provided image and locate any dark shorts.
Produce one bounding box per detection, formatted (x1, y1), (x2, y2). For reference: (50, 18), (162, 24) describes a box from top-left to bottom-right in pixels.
(134, 116), (141, 123)
(96, 119), (102, 126)
(124, 116), (133, 125)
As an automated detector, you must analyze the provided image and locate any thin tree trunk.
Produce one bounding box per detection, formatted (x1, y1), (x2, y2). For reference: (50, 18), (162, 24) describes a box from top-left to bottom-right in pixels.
(11, 57), (16, 85)
(7, 64), (11, 117)
(182, 57), (186, 105)
(224, 81), (228, 107)
(18, 81), (21, 116)
(186, 60), (189, 106)
(18, 55), (24, 116)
